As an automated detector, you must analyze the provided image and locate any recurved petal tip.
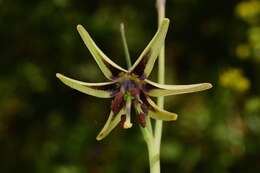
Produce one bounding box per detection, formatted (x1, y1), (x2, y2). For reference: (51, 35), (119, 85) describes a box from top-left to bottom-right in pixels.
(160, 111), (178, 121)
(171, 113), (178, 121)
(145, 97), (178, 121)
(56, 73), (62, 78)
(195, 82), (213, 91)
(205, 83), (213, 89)
(162, 18), (170, 24)
(96, 134), (103, 141)
(76, 24), (83, 31)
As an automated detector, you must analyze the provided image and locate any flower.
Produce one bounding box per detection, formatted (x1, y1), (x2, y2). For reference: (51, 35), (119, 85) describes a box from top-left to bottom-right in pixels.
(56, 18), (212, 140)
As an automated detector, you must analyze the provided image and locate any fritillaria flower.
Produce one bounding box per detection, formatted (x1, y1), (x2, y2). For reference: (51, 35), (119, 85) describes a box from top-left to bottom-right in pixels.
(56, 18), (212, 140)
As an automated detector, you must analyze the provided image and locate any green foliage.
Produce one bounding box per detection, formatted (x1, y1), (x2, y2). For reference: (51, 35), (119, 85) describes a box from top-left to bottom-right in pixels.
(0, 0), (259, 173)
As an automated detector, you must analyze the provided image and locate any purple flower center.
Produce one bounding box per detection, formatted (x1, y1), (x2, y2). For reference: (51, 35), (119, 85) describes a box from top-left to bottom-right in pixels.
(110, 76), (148, 128)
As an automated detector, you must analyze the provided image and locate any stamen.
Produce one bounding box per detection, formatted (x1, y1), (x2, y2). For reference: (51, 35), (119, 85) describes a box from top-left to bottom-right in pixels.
(111, 92), (124, 113)
(134, 102), (147, 128)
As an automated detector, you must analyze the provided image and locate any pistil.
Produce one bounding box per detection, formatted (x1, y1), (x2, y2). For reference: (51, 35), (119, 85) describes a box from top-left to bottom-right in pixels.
(123, 93), (133, 128)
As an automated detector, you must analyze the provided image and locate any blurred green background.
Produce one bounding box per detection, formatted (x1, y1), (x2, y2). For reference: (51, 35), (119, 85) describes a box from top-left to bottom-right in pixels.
(1, 0), (260, 173)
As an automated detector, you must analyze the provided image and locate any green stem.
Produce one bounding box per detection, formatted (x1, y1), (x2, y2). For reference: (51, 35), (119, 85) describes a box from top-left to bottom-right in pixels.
(140, 126), (159, 173)
(142, 1), (166, 173)
(148, 138), (160, 173)
(154, 0), (166, 173)
(120, 23), (132, 69)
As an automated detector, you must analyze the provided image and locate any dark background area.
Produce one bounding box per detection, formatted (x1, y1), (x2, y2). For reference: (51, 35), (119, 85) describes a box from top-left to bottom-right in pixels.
(1, 0), (260, 173)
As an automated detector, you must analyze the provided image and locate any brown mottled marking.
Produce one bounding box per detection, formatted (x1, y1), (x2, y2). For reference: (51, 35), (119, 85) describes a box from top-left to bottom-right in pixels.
(139, 92), (149, 105)
(142, 82), (156, 93)
(132, 50), (151, 77)
(141, 104), (148, 114)
(102, 58), (123, 78)
(90, 83), (119, 93)
(139, 92), (155, 112)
